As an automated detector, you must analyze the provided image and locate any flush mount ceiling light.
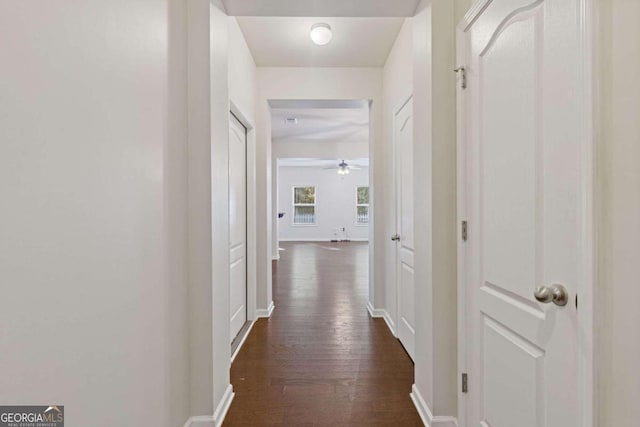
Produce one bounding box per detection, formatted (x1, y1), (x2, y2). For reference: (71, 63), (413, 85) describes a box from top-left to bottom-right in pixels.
(310, 23), (332, 46)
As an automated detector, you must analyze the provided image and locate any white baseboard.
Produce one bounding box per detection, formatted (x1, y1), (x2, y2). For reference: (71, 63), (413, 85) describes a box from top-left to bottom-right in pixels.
(183, 383), (235, 427)
(279, 238), (328, 242)
(272, 254), (280, 260)
(213, 384), (234, 426)
(278, 238), (369, 242)
(256, 300), (274, 318)
(366, 302), (397, 337)
(183, 415), (214, 427)
(410, 384), (458, 427)
(366, 301), (384, 317)
(382, 310), (397, 337)
(231, 320), (255, 363)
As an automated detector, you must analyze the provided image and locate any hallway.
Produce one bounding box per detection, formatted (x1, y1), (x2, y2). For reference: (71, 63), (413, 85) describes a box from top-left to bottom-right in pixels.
(225, 242), (422, 426)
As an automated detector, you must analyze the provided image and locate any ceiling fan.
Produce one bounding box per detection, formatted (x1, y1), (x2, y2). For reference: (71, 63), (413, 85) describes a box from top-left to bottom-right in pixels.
(323, 160), (362, 176)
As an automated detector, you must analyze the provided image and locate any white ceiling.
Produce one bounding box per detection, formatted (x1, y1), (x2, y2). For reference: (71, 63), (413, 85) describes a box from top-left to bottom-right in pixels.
(278, 158), (369, 168)
(223, 0), (420, 17)
(236, 17), (405, 67)
(271, 106), (369, 143)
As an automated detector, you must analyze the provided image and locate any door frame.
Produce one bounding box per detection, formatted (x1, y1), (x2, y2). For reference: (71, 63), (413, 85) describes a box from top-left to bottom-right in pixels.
(393, 93), (414, 347)
(230, 100), (257, 337)
(455, 1), (597, 426)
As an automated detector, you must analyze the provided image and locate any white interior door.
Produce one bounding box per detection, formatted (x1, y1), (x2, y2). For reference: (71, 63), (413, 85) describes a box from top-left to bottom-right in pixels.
(461, 1), (588, 426)
(395, 97), (415, 360)
(229, 113), (247, 343)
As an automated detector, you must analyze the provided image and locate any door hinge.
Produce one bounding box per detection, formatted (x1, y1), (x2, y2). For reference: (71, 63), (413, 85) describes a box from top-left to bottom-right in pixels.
(462, 373), (468, 393)
(454, 66), (467, 89)
(461, 221), (468, 242)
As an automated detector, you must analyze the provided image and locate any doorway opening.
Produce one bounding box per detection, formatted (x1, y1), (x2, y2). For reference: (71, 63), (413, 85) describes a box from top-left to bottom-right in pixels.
(224, 97), (420, 424)
(269, 99), (374, 308)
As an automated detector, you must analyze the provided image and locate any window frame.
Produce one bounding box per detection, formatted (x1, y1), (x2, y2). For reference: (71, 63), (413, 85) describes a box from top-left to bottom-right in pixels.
(291, 185), (318, 226)
(355, 185), (370, 226)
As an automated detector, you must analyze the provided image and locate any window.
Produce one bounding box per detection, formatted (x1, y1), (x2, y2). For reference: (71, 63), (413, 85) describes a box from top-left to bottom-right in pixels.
(356, 186), (369, 225)
(293, 186), (316, 225)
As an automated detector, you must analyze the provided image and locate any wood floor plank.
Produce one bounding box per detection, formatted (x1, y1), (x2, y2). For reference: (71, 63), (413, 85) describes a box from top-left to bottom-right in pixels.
(224, 242), (422, 426)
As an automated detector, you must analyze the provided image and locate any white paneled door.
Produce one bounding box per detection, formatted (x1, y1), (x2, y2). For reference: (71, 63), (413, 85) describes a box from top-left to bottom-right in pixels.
(229, 113), (247, 343)
(460, 1), (591, 426)
(395, 97), (415, 361)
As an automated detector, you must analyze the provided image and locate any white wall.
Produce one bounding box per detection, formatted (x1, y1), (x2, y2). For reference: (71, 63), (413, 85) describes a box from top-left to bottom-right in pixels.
(256, 67), (385, 313)
(377, 5), (460, 420)
(382, 18), (413, 334)
(274, 140), (369, 160)
(0, 0), (189, 426)
(598, 0), (640, 425)
(229, 17), (258, 324)
(229, 18), (257, 119)
(278, 167), (370, 241)
(187, 2), (257, 421)
(410, 0), (467, 420)
(187, 0), (234, 418)
(273, 138), (369, 247)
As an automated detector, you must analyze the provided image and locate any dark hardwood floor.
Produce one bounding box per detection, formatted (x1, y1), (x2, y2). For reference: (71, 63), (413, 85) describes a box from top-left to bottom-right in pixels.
(224, 242), (422, 426)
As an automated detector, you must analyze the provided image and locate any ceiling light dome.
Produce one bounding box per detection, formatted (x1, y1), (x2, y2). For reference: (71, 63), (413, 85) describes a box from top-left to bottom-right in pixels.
(310, 23), (332, 46)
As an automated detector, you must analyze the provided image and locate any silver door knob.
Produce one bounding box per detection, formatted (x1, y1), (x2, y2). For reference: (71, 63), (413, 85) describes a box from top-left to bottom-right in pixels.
(534, 283), (569, 307)
(391, 234), (400, 241)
